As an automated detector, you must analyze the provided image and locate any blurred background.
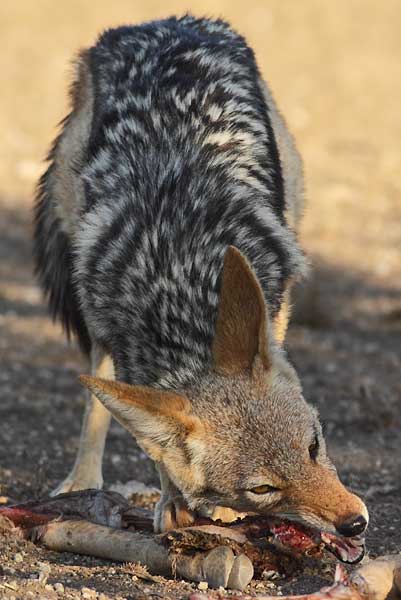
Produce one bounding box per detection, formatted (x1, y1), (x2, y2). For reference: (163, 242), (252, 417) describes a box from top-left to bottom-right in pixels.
(0, 0), (400, 584)
(1, 1), (401, 273)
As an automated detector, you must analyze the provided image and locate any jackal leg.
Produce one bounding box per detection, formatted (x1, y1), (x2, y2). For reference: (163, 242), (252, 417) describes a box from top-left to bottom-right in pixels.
(51, 351), (113, 495)
(153, 464), (196, 532)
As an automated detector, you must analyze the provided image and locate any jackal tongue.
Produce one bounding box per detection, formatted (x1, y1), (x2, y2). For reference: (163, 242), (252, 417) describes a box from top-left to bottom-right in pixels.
(320, 531), (365, 564)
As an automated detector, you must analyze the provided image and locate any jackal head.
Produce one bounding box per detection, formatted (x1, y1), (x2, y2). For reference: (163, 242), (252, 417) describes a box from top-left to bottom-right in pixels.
(81, 246), (368, 558)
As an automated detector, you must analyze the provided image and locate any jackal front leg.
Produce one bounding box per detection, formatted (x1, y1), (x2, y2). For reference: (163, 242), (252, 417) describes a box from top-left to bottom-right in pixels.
(51, 351), (113, 496)
(153, 464), (196, 532)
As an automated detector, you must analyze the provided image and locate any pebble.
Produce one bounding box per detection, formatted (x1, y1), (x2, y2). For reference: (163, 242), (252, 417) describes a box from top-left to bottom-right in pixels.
(262, 569), (279, 580)
(13, 553), (23, 563)
(38, 567), (50, 584)
(54, 582), (65, 594)
(81, 587), (97, 598)
(197, 581), (208, 591)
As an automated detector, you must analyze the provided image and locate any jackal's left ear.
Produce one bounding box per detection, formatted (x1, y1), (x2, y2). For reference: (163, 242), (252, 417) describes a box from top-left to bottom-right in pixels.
(79, 376), (200, 461)
(213, 246), (271, 375)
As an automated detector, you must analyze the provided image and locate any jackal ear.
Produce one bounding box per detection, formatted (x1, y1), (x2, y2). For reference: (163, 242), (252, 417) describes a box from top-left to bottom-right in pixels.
(213, 246), (270, 375)
(79, 376), (200, 461)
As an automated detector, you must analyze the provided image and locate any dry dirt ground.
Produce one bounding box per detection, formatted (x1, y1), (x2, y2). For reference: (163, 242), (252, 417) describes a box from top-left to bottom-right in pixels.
(0, 1), (400, 599)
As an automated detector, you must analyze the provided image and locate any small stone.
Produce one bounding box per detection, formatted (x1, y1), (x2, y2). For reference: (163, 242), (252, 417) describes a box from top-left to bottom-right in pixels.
(13, 553), (24, 563)
(263, 582), (276, 589)
(131, 575), (138, 581)
(262, 569), (279, 580)
(14, 552), (24, 562)
(198, 581), (208, 591)
(54, 583), (65, 594)
(81, 587), (97, 598)
(38, 566), (50, 584)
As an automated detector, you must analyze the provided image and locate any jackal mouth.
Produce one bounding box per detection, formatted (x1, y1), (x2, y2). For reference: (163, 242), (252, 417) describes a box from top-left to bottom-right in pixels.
(319, 530), (365, 564)
(269, 519), (365, 564)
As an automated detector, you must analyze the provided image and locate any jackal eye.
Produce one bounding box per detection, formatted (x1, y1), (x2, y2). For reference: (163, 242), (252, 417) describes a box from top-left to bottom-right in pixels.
(309, 434), (319, 461)
(249, 484), (280, 495)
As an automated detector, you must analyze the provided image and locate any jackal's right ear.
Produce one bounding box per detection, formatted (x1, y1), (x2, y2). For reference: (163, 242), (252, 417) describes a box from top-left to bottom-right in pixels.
(213, 246), (271, 375)
(79, 376), (201, 462)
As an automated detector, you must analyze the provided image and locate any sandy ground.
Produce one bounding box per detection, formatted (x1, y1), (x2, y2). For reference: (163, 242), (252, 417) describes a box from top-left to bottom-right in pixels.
(0, 1), (400, 598)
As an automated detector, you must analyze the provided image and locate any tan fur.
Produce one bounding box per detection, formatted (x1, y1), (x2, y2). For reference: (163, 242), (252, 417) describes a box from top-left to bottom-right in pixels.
(259, 78), (305, 344)
(273, 288), (292, 344)
(78, 375), (207, 476)
(79, 374), (208, 531)
(212, 246), (270, 375)
(52, 351), (113, 495)
(75, 247), (368, 537)
(258, 79), (304, 231)
(286, 465), (369, 526)
(154, 463), (196, 531)
(51, 50), (94, 237)
(79, 376), (199, 434)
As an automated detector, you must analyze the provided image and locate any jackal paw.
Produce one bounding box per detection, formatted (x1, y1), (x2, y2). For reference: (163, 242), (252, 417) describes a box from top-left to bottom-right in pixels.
(50, 470), (103, 497)
(153, 493), (196, 532)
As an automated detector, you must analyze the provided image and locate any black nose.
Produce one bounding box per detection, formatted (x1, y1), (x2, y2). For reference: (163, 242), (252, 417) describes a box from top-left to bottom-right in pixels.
(336, 515), (367, 537)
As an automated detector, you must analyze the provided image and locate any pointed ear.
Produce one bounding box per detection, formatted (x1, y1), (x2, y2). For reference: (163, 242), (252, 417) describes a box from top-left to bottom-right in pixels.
(79, 376), (199, 461)
(212, 246), (271, 375)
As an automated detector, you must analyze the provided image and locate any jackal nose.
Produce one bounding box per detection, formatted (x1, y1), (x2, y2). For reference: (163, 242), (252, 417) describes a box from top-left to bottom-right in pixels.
(336, 515), (367, 537)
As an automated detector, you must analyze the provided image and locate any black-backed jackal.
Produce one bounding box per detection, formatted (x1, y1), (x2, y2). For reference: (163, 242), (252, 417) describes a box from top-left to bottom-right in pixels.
(34, 15), (368, 561)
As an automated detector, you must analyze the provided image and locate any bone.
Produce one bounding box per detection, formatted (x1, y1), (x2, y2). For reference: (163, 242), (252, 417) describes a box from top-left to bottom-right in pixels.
(0, 492), (257, 590)
(190, 558), (401, 600)
(36, 519), (172, 576)
(351, 555), (401, 600)
(31, 519), (252, 589)
(178, 546), (235, 588)
(2, 490), (400, 597)
(227, 554), (255, 590)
